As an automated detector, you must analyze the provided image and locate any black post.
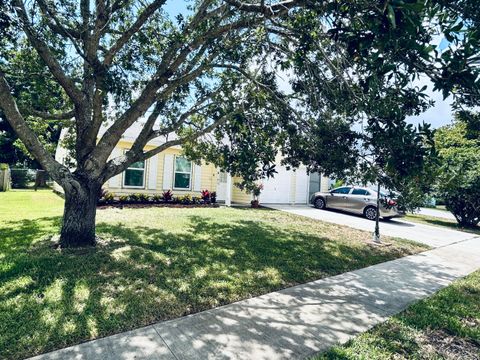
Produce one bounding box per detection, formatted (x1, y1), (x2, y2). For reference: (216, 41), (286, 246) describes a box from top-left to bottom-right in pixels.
(373, 181), (381, 243)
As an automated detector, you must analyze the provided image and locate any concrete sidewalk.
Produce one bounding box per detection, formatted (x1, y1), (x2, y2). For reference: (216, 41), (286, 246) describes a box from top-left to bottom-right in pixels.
(267, 204), (475, 248)
(30, 236), (480, 360)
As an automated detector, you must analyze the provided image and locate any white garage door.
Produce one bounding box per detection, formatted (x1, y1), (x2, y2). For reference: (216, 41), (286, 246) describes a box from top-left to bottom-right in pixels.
(260, 167), (292, 204)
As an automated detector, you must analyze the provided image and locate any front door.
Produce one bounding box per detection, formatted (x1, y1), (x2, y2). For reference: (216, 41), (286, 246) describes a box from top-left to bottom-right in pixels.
(216, 171), (228, 202)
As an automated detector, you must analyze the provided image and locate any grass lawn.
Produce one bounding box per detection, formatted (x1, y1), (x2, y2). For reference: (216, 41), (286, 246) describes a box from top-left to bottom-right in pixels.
(405, 214), (480, 237)
(1, 190), (428, 359)
(316, 270), (480, 359)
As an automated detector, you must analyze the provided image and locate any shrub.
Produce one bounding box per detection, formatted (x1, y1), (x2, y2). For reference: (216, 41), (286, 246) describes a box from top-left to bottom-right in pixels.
(200, 189), (210, 202)
(210, 191), (217, 204)
(137, 193), (150, 203)
(127, 193), (140, 202)
(435, 113), (480, 227)
(152, 194), (163, 203)
(99, 189), (115, 204)
(435, 198), (446, 206)
(192, 196), (201, 204)
(444, 190), (480, 227)
(179, 194), (192, 205)
(119, 195), (129, 203)
(10, 169), (33, 188)
(162, 189), (173, 201)
(105, 193), (115, 203)
(126, 193), (150, 203)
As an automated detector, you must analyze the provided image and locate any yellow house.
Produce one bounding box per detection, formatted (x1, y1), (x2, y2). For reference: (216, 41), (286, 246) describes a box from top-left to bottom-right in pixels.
(54, 131), (329, 205)
(104, 140), (252, 204)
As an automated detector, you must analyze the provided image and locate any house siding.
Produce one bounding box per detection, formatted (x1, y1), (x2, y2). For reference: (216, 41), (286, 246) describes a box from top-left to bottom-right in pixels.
(231, 176), (252, 204)
(105, 143), (218, 197)
(54, 134), (328, 203)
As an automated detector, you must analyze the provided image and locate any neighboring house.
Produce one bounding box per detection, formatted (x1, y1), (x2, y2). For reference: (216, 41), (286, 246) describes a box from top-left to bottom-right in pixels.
(54, 129), (329, 205)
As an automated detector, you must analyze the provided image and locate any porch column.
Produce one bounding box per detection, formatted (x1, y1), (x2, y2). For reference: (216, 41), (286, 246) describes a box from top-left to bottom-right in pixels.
(225, 172), (232, 206)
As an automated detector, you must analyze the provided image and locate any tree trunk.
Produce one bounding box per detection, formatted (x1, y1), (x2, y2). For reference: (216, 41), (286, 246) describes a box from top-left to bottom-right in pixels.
(60, 181), (100, 247)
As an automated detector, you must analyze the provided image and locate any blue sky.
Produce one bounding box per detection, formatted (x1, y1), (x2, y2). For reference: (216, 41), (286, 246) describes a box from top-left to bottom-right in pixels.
(164, 0), (190, 17)
(406, 77), (453, 129)
(406, 36), (454, 129)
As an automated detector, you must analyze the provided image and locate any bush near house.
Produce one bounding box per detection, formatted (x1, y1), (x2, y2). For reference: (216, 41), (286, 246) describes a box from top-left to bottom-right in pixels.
(98, 189), (218, 207)
(162, 189), (173, 202)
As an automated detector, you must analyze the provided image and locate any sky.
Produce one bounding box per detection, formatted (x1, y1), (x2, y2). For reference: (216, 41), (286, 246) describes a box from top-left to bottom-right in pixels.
(406, 78), (453, 129)
(405, 35), (454, 129)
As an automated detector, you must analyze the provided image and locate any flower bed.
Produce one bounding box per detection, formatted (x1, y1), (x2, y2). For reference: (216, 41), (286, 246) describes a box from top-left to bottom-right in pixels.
(97, 189), (218, 208)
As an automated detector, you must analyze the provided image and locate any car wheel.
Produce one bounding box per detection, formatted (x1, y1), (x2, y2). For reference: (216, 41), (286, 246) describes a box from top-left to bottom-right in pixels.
(314, 197), (326, 209)
(364, 206), (377, 221)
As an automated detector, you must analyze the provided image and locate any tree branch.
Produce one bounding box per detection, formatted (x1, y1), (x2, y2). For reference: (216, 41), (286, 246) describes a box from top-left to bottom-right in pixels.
(103, 0), (168, 65)
(224, 0), (305, 16)
(36, 0), (82, 40)
(101, 109), (233, 182)
(24, 108), (75, 120)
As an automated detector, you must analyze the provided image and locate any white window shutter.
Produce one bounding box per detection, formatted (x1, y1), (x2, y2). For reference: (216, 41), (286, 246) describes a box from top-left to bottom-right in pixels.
(108, 148), (122, 188)
(147, 155), (158, 190)
(163, 154), (174, 190)
(193, 164), (202, 191)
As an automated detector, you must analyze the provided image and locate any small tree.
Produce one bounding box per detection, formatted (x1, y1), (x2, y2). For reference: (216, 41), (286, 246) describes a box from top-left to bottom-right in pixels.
(435, 111), (480, 227)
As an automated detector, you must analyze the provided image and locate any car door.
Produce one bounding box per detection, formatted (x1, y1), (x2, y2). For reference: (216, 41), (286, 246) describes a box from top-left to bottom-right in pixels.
(348, 188), (371, 214)
(327, 187), (352, 210)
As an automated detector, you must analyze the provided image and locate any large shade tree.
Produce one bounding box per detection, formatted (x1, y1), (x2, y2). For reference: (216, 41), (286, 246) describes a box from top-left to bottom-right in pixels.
(0, 0), (456, 247)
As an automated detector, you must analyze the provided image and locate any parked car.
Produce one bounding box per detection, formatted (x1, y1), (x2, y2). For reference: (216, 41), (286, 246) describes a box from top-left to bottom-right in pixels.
(309, 186), (405, 220)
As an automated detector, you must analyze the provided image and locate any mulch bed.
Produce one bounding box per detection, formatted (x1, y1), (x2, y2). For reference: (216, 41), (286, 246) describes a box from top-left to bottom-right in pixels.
(97, 202), (221, 210)
(420, 329), (480, 360)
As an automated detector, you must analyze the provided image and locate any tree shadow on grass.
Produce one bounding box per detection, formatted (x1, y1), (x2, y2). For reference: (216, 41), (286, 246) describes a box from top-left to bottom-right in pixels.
(1, 213), (424, 359)
(0, 216), (62, 252)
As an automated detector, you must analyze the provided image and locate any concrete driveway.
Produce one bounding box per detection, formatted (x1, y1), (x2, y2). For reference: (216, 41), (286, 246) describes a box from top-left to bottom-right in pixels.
(416, 207), (456, 220)
(267, 205), (477, 248)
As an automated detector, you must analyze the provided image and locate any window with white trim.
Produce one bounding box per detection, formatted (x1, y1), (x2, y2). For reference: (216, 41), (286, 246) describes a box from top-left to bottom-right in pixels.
(174, 156), (192, 189)
(123, 160), (145, 188)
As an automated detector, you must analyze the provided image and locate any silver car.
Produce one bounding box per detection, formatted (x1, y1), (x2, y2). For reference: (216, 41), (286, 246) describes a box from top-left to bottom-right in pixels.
(309, 186), (405, 220)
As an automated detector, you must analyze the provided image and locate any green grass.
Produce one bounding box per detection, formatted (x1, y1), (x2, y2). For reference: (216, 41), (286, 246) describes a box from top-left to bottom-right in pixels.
(1, 190), (428, 359)
(316, 270), (480, 359)
(405, 214), (480, 236)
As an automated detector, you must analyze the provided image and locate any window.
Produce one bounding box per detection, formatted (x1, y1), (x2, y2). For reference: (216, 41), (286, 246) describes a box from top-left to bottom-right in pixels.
(174, 156), (192, 189)
(123, 160), (145, 187)
(331, 187), (351, 194)
(352, 189), (370, 196)
(218, 172), (228, 183)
